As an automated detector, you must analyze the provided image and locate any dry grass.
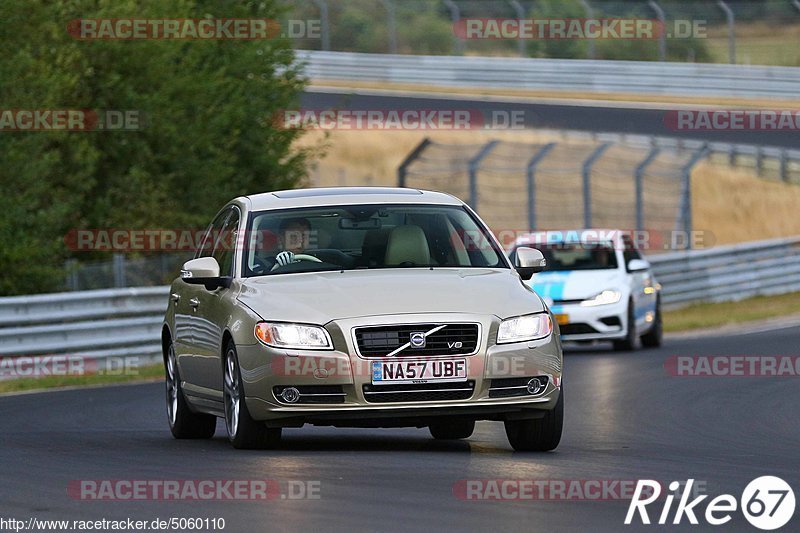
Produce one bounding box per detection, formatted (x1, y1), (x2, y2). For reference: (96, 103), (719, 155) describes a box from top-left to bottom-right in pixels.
(297, 130), (800, 245)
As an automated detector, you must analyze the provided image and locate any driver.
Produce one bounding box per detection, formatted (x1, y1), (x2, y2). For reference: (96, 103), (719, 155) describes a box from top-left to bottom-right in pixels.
(275, 217), (312, 267)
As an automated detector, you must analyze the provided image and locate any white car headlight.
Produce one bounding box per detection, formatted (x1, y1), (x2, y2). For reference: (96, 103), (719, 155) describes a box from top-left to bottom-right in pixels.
(497, 313), (553, 344)
(580, 289), (622, 307)
(255, 322), (333, 350)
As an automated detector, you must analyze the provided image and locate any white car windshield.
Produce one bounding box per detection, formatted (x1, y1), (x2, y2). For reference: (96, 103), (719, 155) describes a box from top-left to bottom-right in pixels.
(242, 204), (506, 276)
(511, 242), (618, 271)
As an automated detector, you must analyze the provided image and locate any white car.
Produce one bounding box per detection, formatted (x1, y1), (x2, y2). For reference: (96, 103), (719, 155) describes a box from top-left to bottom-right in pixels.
(508, 230), (662, 350)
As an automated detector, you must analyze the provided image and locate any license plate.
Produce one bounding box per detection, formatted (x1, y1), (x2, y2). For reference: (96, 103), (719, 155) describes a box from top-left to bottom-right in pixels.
(371, 359), (467, 384)
(555, 314), (570, 326)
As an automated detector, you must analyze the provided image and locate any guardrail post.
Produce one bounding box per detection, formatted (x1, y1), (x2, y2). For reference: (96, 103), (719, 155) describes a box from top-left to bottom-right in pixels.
(634, 147), (660, 231)
(397, 137), (432, 187)
(716, 0), (736, 64)
(468, 140), (499, 211)
(379, 0), (398, 54)
(582, 142), (611, 228)
(526, 143), (557, 230)
(113, 253), (126, 288)
(647, 0), (667, 61)
(443, 0), (465, 55)
(509, 0), (527, 57)
(312, 0), (330, 51)
(679, 145), (708, 249)
(728, 144), (736, 166)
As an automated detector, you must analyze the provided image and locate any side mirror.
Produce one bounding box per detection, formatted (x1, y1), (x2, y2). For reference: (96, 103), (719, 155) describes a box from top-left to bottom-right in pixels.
(181, 257), (229, 289)
(627, 259), (650, 272)
(514, 247), (546, 280)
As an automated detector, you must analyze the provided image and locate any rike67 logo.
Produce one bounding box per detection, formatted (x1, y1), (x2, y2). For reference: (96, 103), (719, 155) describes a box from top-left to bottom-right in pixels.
(626, 477), (795, 530)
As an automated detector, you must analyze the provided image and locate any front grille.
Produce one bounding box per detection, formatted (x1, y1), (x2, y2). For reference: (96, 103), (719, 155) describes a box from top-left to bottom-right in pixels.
(559, 323), (598, 335)
(354, 323), (480, 357)
(362, 381), (475, 403)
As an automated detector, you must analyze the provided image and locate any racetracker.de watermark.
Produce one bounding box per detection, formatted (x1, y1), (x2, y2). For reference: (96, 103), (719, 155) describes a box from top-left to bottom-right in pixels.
(68, 480), (320, 500)
(0, 110), (142, 131)
(67, 18), (321, 40)
(665, 356), (800, 377)
(665, 110), (800, 131)
(276, 109), (530, 130)
(452, 479), (703, 501)
(453, 18), (706, 40)
(0, 355), (142, 380)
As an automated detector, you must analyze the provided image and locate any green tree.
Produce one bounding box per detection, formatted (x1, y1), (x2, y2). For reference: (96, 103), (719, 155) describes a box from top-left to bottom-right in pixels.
(0, 0), (311, 295)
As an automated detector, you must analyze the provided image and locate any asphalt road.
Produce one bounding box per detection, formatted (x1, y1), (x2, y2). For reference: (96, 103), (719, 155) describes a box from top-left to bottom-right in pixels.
(302, 90), (800, 148)
(1, 325), (798, 532)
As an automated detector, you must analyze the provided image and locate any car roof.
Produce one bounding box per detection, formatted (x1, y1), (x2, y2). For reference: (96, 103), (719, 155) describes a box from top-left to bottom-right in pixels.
(243, 187), (463, 211)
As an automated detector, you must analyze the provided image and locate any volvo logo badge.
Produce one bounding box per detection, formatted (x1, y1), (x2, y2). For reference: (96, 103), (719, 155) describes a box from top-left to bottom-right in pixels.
(409, 332), (426, 348)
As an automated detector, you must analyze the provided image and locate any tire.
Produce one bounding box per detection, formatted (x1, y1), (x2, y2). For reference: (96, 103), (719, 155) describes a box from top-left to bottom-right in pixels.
(165, 340), (216, 439)
(429, 418), (475, 440)
(223, 342), (282, 450)
(504, 386), (563, 452)
(613, 301), (637, 351)
(640, 299), (663, 348)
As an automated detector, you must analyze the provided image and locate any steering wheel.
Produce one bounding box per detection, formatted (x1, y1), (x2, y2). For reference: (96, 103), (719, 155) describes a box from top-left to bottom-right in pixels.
(270, 253), (323, 271)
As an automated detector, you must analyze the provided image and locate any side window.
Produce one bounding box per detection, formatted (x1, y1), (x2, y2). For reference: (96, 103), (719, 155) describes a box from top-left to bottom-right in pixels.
(197, 210), (229, 259)
(213, 208), (240, 277)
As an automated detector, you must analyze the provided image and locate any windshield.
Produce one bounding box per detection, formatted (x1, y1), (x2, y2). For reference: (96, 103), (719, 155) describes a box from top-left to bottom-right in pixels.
(511, 242), (618, 271)
(242, 204), (506, 276)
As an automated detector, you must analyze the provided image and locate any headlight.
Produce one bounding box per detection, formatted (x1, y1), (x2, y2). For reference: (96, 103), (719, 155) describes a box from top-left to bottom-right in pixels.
(254, 322), (333, 350)
(580, 289), (622, 307)
(497, 313), (553, 344)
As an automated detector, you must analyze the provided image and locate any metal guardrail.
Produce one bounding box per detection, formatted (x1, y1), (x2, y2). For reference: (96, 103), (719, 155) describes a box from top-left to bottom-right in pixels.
(297, 50), (800, 99)
(1, 235), (799, 372)
(650, 236), (800, 308)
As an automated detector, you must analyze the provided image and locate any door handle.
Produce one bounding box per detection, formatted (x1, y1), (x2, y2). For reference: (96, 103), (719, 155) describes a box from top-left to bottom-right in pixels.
(189, 298), (200, 309)
(170, 293), (180, 304)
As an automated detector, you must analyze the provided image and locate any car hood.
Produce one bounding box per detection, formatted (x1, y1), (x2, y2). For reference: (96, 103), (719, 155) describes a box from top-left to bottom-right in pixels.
(529, 269), (625, 302)
(237, 268), (544, 324)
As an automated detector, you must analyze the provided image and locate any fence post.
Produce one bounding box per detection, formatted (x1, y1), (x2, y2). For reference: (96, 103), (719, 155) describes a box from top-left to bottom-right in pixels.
(312, 0), (330, 51)
(397, 137), (432, 187)
(509, 0), (527, 57)
(756, 146), (764, 177)
(716, 0), (736, 64)
(634, 147), (660, 231)
(443, 0), (465, 55)
(526, 143), (557, 230)
(379, 0), (398, 54)
(65, 259), (79, 291)
(647, 1), (667, 61)
(468, 140), (499, 211)
(679, 145), (708, 249)
(582, 142), (611, 228)
(780, 150), (788, 182)
(579, 0), (596, 59)
(113, 253), (126, 288)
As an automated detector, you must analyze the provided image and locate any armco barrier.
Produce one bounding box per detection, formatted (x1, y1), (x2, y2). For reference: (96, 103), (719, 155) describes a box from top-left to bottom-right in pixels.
(297, 50), (800, 100)
(1, 236), (798, 369)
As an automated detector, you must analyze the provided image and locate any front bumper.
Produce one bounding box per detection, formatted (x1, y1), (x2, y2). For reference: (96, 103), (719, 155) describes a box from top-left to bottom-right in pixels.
(551, 299), (629, 341)
(236, 313), (563, 426)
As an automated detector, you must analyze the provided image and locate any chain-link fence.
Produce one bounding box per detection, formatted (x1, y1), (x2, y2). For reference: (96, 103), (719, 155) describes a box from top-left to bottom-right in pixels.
(287, 0), (800, 66)
(399, 134), (710, 247)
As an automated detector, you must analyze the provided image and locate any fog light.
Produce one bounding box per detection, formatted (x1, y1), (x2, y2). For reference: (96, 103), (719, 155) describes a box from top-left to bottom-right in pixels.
(280, 387), (301, 403)
(527, 378), (544, 395)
